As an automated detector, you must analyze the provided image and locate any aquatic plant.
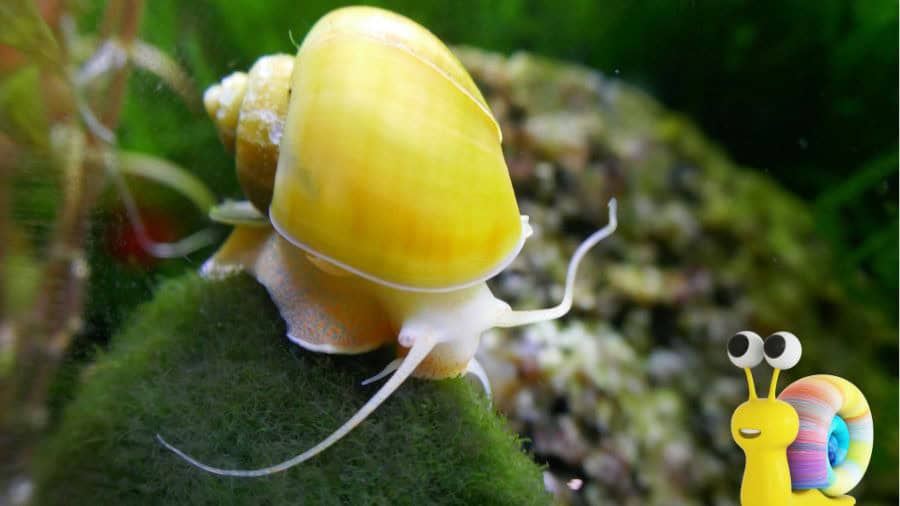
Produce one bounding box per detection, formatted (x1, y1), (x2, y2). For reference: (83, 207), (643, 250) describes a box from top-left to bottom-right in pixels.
(0, 0), (215, 496)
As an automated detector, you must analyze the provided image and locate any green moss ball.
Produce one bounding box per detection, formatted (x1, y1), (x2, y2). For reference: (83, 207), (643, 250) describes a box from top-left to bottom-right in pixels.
(34, 274), (550, 505)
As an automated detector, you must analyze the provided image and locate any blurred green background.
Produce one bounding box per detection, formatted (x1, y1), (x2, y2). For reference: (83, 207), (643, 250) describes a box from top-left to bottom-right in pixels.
(79, 0), (897, 324)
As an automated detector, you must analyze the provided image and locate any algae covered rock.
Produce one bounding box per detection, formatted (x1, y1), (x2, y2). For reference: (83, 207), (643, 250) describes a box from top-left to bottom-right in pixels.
(453, 48), (898, 505)
(33, 274), (550, 505)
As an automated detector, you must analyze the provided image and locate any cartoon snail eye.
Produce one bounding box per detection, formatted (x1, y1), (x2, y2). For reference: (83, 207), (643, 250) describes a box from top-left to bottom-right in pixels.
(727, 331), (764, 368)
(764, 331), (802, 370)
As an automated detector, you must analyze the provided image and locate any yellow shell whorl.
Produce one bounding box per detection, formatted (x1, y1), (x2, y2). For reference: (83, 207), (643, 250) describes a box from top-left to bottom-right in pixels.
(204, 71), (247, 153)
(204, 55), (294, 212)
(270, 6), (522, 291)
(300, 6), (500, 142)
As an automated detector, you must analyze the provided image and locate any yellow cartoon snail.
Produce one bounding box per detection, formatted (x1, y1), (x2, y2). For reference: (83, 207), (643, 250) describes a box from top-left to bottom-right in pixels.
(727, 331), (873, 506)
(156, 6), (618, 476)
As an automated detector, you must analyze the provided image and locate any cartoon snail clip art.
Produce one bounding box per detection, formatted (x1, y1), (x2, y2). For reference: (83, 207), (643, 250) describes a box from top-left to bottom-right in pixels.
(156, 6), (618, 476)
(727, 331), (873, 506)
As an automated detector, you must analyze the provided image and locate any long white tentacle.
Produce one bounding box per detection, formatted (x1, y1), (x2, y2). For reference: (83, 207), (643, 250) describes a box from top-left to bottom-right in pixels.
(156, 335), (437, 477)
(495, 198), (617, 328)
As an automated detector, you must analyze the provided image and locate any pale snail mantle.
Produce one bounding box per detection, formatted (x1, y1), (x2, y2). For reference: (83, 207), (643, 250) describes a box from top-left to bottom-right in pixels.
(156, 6), (619, 477)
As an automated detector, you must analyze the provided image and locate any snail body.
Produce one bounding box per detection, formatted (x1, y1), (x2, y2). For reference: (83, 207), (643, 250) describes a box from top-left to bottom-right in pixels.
(727, 331), (873, 506)
(160, 6), (619, 476)
(200, 211), (560, 378)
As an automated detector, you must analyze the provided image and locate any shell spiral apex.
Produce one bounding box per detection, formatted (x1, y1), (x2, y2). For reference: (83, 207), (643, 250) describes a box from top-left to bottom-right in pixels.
(269, 6), (523, 291)
(204, 54), (294, 212)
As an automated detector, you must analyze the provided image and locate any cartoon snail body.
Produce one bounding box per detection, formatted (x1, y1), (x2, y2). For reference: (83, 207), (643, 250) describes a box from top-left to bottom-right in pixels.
(157, 6), (618, 476)
(727, 331), (873, 506)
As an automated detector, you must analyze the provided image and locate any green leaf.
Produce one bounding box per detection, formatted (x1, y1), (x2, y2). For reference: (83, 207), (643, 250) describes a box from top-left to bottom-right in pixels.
(846, 216), (898, 265)
(116, 151), (216, 212)
(0, 65), (49, 150)
(816, 151), (899, 211)
(0, 0), (62, 69)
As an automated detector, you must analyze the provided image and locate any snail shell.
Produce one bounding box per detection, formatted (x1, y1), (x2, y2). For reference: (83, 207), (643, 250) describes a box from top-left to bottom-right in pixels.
(269, 6), (525, 291)
(204, 54), (294, 212)
(204, 7), (525, 290)
(779, 374), (873, 496)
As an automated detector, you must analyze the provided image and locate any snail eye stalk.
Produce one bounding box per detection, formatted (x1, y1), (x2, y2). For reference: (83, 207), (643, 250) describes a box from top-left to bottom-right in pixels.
(764, 331), (802, 399)
(727, 331), (764, 399)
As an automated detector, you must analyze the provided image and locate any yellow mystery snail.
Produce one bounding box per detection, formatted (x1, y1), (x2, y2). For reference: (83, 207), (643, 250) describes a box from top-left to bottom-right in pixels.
(157, 6), (618, 476)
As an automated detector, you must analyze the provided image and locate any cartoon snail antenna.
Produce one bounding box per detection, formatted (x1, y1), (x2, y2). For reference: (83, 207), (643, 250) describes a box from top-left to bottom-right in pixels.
(728, 330), (803, 401)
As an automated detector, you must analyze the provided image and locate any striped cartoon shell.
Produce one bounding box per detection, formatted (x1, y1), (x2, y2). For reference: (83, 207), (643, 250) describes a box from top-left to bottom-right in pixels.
(779, 375), (873, 497)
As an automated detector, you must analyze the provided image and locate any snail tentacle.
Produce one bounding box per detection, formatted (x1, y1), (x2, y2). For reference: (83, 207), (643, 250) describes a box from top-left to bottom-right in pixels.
(465, 358), (492, 401)
(156, 333), (437, 477)
(361, 358), (402, 386)
(495, 198), (617, 328)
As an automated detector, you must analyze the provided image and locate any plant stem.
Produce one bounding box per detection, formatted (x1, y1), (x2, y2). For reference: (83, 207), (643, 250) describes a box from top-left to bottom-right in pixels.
(0, 0), (145, 492)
